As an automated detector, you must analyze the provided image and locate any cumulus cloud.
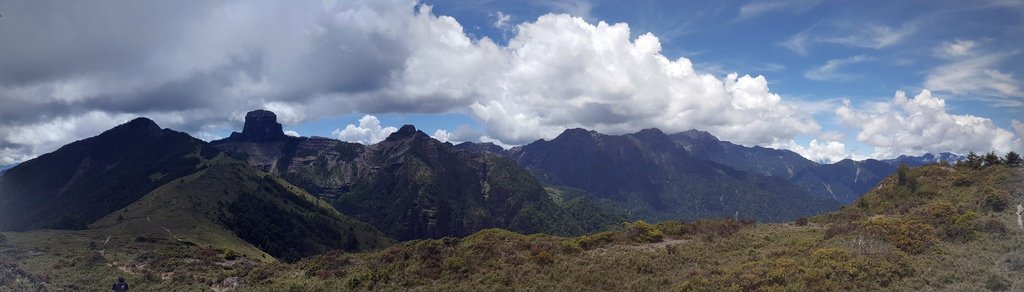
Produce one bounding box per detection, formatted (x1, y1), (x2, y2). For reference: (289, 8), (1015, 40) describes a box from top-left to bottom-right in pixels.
(772, 139), (855, 164)
(804, 55), (870, 81)
(836, 90), (1018, 157)
(431, 125), (482, 144)
(333, 115), (398, 145)
(468, 15), (819, 145)
(283, 130), (300, 137)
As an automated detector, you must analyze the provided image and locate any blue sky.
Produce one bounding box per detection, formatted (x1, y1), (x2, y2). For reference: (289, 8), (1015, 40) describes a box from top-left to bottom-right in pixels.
(0, 0), (1022, 164)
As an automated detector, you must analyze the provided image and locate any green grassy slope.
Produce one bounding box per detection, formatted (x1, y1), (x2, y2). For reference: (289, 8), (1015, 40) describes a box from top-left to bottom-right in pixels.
(2, 164), (1020, 291)
(0, 118), (219, 231)
(91, 155), (392, 262)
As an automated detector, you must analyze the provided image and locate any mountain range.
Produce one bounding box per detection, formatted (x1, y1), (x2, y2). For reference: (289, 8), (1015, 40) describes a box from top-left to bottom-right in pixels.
(210, 110), (585, 240)
(0, 109), (969, 260)
(459, 128), (962, 206)
(0, 117), (391, 262)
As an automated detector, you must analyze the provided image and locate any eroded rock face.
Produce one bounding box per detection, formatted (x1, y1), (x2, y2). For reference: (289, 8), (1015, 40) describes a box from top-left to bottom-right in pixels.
(230, 109), (288, 142)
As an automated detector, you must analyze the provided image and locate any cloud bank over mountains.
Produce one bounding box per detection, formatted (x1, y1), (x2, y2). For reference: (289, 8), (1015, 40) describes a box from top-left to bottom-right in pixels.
(0, 0), (1019, 164)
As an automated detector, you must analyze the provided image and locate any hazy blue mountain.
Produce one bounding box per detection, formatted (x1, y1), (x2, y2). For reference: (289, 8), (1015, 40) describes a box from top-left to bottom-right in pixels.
(668, 130), (896, 204)
(504, 128), (839, 222)
(883, 152), (964, 167)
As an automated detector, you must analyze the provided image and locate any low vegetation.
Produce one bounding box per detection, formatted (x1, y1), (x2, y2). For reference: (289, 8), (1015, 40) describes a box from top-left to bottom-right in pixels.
(0, 164), (1021, 290)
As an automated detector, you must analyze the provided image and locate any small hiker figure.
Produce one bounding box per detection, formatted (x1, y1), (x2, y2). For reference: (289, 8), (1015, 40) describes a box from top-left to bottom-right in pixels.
(112, 277), (129, 291)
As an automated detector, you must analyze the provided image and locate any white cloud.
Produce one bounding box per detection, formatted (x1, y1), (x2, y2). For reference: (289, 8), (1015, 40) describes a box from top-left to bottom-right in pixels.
(332, 115), (397, 145)
(1013, 119), (1024, 150)
(836, 90), (1018, 157)
(432, 129), (454, 143)
(783, 22), (914, 55)
(804, 55), (870, 81)
(493, 11), (512, 30)
(283, 130), (300, 137)
(924, 44), (1022, 106)
(934, 39), (976, 58)
(772, 139), (854, 163)
(822, 24), (915, 49)
(781, 31), (810, 55)
(467, 15), (819, 146)
(0, 111), (139, 163)
(431, 125), (482, 144)
(738, 0), (822, 20)
(480, 136), (514, 149)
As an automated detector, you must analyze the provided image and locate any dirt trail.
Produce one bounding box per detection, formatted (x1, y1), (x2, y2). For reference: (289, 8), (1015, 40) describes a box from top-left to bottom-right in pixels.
(1016, 204), (1023, 231)
(148, 216), (182, 241)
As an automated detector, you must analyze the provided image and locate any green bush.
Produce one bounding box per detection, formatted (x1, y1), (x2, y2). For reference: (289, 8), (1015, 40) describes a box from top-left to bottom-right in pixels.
(985, 273), (1012, 291)
(984, 192), (1009, 212)
(864, 216), (937, 254)
(622, 220), (663, 243)
(575, 231), (617, 250)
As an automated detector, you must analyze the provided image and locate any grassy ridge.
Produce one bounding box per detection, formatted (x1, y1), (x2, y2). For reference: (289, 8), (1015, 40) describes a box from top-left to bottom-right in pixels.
(1, 164), (1021, 290)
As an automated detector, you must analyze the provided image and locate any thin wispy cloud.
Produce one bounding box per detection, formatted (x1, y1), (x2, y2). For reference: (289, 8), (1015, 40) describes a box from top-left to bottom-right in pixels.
(924, 42), (1022, 107)
(804, 55), (870, 81)
(821, 23), (916, 49)
(737, 0), (822, 20)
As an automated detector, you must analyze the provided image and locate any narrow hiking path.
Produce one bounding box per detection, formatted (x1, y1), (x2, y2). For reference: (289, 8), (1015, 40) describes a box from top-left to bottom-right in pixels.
(1017, 204), (1023, 232)
(148, 216), (182, 241)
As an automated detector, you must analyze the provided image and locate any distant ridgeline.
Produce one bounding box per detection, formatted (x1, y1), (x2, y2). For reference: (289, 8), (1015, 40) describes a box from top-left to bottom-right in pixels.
(461, 129), (966, 213)
(0, 109), (966, 249)
(211, 110), (586, 241)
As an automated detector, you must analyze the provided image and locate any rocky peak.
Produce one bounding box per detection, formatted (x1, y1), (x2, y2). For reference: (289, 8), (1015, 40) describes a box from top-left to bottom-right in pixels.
(103, 117), (163, 138)
(383, 125), (428, 142)
(675, 129), (719, 142)
(554, 128), (596, 141)
(237, 110), (287, 142)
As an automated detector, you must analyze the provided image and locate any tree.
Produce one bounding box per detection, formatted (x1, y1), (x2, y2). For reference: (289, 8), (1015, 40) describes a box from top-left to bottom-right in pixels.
(1005, 151), (1021, 166)
(960, 152), (982, 169)
(983, 151), (1002, 167)
(896, 162), (917, 191)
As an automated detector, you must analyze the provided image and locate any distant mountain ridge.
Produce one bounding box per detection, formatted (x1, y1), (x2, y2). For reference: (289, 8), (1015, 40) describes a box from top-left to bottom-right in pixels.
(501, 127), (839, 222)
(883, 152), (964, 167)
(212, 110), (587, 240)
(458, 128), (961, 207)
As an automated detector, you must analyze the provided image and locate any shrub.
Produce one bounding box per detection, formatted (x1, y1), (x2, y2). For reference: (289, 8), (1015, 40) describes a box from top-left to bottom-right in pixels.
(979, 217), (1008, 235)
(1007, 254), (1024, 271)
(896, 163), (917, 191)
(864, 216), (937, 254)
(223, 249), (240, 260)
(575, 231), (617, 250)
(684, 219), (750, 240)
(985, 273), (1011, 291)
(794, 217), (808, 226)
(654, 221), (687, 237)
(622, 220), (663, 243)
(984, 193), (1009, 213)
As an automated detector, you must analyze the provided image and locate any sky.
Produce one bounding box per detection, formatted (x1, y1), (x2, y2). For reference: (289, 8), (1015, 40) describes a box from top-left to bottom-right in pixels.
(0, 0), (1022, 165)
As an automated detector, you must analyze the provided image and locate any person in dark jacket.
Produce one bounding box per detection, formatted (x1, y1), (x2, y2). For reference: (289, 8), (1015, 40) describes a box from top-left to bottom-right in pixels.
(112, 277), (128, 291)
